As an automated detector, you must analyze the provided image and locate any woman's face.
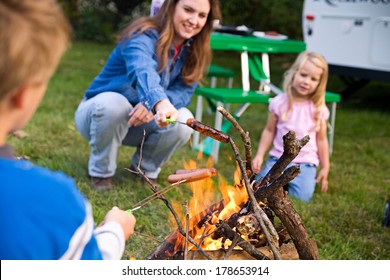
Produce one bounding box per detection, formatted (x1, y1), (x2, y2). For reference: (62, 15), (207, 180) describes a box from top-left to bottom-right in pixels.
(172, 0), (210, 46)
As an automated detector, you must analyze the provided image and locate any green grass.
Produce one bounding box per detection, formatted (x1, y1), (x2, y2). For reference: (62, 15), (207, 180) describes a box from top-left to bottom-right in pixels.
(7, 41), (390, 260)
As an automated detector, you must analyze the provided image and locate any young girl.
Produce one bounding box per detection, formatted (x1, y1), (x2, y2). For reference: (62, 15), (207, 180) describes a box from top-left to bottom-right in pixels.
(252, 51), (330, 202)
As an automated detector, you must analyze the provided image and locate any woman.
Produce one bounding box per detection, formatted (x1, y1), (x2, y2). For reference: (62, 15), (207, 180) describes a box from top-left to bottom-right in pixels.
(74, 0), (221, 191)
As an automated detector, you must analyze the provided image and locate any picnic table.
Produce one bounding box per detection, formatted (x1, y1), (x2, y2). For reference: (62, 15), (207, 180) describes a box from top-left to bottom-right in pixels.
(193, 32), (340, 162)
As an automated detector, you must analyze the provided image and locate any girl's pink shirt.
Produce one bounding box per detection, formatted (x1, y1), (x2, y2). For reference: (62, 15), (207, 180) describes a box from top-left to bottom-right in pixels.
(268, 94), (329, 166)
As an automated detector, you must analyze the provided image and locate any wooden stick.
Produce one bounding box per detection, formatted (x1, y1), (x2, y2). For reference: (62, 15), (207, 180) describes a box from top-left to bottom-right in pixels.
(254, 165), (301, 201)
(184, 202), (189, 260)
(217, 107), (281, 259)
(217, 106), (253, 176)
(254, 131), (319, 260)
(224, 234), (240, 260)
(254, 131), (309, 190)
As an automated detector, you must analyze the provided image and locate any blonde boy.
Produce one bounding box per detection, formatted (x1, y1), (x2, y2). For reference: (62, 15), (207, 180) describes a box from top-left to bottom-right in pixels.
(0, 0), (135, 259)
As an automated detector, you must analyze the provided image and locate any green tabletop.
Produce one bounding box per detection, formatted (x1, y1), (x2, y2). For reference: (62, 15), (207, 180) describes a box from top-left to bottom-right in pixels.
(196, 87), (340, 104)
(211, 32), (306, 53)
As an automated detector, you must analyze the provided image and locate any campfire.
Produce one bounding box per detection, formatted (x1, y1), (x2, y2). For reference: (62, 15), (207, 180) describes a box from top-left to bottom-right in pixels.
(168, 160), (249, 251)
(134, 107), (319, 260)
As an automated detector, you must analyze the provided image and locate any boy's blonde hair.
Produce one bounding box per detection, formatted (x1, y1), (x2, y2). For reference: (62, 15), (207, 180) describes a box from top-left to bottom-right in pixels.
(0, 0), (71, 101)
(117, 0), (221, 86)
(282, 51), (329, 129)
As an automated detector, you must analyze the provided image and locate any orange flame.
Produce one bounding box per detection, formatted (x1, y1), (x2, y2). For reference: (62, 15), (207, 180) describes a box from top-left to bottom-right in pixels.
(170, 159), (248, 252)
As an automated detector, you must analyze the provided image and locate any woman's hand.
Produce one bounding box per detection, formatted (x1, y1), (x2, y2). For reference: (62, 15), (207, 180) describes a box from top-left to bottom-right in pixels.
(153, 99), (178, 127)
(128, 103), (155, 127)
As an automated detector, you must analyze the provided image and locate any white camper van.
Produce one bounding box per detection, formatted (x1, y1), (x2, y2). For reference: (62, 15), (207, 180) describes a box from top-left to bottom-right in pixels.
(302, 0), (390, 83)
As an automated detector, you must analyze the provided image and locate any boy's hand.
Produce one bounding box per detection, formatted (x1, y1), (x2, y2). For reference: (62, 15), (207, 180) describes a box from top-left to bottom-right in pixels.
(103, 206), (136, 240)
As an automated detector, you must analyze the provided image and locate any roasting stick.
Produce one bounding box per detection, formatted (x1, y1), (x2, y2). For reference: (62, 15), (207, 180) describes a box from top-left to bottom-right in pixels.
(127, 179), (186, 213)
(127, 167), (217, 213)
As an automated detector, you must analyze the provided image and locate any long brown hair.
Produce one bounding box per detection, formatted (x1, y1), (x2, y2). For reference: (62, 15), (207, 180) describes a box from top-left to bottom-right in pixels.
(117, 0), (221, 85)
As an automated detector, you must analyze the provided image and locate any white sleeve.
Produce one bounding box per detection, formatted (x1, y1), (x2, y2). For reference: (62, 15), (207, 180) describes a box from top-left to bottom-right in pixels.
(94, 221), (126, 260)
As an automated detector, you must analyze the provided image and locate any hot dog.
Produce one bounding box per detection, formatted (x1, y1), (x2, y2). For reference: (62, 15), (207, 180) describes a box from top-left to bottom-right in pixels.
(186, 118), (230, 143)
(167, 168), (218, 184)
(174, 168), (217, 175)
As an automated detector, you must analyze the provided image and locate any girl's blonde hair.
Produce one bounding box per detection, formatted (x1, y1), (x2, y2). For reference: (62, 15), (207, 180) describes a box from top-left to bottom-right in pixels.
(117, 0), (221, 86)
(282, 51), (329, 130)
(0, 0), (71, 101)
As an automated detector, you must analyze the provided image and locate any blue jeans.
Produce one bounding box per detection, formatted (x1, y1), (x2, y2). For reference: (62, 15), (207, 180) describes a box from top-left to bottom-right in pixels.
(74, 92), (193, 179)
(256, 156), (317, 202)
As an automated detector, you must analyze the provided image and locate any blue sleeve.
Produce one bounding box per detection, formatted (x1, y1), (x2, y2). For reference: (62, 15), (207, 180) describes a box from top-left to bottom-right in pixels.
(166, 78), (198, 109)
(120, 32), (167, 111)
(0, 161), (103, 260)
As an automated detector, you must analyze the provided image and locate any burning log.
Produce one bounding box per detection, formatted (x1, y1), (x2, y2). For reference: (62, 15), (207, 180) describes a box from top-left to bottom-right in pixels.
(236, 213), (261, 236)
(216, 221), (270, 260)
(146, 198), (229, 260)
(236, 215), (291, 248)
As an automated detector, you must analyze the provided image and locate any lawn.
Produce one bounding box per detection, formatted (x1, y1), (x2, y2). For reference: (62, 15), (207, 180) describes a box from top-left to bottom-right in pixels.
(7, 41), (390, 260)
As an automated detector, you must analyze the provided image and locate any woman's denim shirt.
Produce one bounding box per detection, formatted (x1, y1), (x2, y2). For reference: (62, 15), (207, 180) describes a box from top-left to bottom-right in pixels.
(84, 29), (197, 111)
